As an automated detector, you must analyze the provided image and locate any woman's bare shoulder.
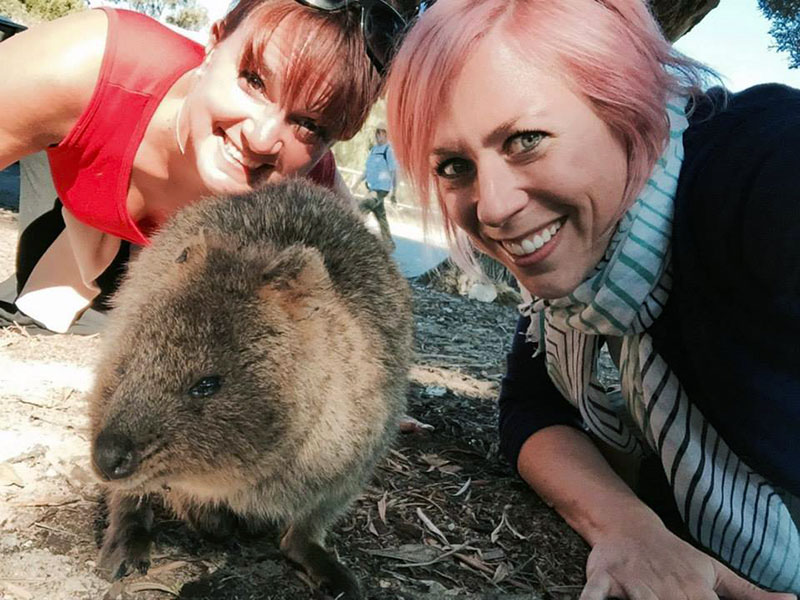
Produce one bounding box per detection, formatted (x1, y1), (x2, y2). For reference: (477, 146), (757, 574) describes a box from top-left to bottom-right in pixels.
(0, 9), (109, 163)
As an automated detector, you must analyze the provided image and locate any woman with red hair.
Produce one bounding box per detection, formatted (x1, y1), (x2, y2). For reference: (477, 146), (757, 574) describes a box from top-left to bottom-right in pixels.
(0, 0), (404, 333)
(387, 0), (800, 598)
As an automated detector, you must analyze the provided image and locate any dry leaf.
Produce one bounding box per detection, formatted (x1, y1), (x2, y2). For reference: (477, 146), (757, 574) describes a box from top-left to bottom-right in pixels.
(490, 516), (503, 544)
(0, 462), (23, 487)
(366, 510), (379, 537)
(388, 448), (408, 461)
(502, 505), (528, 540)
(453, 552), (492, 575)
(452, 477), (471, 497)
(479, 548), (505, 562)
(126, 581), (180, 596)
(147, 560), (189, 576)
(368, 520), (379, 536)
(492, 562), (510, 583)
(1, 582), (34, 599)
(419, 454), (449, 469)
(365, 544), (441, 563)
(416, 507), (449, 546)
(377, 491), (388, 525)
(438, 464), (463, 475)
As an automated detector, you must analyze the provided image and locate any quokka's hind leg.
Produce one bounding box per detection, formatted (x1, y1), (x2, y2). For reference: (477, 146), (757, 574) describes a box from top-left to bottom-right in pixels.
(178, 500), (272, 541)
(182, 502), (239, 541)
(98, 492), (154, 580)
(280, 522), (362, 600)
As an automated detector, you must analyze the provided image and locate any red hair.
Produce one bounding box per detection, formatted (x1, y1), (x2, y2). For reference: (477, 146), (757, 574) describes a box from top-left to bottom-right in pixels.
(386, 0), (713, 268)
(219, 0), (382, 141)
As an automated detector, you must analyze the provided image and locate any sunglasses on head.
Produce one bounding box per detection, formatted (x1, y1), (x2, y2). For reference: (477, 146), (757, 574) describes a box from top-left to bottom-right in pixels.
(294, 0), (407, 75)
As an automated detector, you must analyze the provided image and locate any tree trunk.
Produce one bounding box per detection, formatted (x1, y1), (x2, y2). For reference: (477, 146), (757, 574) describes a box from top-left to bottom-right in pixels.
(650, 0), (721, 41)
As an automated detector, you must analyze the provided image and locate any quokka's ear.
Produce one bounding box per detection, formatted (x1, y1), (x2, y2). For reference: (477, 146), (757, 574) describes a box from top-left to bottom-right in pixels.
(259, 245), (332, 302)
(174, 228), (214, 266)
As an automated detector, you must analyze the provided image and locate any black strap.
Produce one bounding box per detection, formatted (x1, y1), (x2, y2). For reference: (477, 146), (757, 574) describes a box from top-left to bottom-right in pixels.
(15, 198), (131, 310)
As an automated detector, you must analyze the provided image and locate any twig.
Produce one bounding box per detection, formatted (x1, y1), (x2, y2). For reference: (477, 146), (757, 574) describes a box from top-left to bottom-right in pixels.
(393, 541), (473, 568)
(32, 522), (80, 539)
(15, 398), (55, 410)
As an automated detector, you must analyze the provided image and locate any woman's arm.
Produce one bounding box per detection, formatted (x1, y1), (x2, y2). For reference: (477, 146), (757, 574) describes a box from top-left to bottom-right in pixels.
(332, 168), (360, 213)
(0, 9), (107, 169)
(519, 426), (796, 600)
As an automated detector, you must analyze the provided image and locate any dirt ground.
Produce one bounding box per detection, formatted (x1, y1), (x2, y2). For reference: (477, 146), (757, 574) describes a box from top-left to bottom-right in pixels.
(0, 205), (588, 600)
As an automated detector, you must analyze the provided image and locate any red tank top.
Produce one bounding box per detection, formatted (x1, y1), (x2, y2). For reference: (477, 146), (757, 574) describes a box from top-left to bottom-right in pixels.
(47, 8), (336, 246)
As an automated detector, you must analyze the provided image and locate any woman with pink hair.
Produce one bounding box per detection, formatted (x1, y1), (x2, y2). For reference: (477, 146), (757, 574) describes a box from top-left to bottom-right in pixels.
(387, 0), (800, 598)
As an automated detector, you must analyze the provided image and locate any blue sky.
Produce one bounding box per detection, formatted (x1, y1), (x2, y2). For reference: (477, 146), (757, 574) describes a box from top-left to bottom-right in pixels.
(195, 0), (799, 91)
(674, 0), (800, 91)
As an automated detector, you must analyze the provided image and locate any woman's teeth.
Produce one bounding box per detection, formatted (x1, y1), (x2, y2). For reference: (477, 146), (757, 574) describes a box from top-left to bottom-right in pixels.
(503, 220), (562, 256)
(221, 137), (260, 170)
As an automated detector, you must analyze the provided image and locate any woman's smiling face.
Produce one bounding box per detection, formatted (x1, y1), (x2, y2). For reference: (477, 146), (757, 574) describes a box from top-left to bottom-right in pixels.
(181, 19), (332, 196)
(431, 32), (630, 299)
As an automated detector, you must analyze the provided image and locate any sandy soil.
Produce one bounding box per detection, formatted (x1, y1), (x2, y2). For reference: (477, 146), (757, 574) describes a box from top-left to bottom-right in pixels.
(0, 206), (588, 600)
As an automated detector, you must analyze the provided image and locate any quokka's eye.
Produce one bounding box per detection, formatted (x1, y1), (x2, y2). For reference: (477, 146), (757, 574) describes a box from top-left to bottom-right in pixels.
(188, 376), (222, 398)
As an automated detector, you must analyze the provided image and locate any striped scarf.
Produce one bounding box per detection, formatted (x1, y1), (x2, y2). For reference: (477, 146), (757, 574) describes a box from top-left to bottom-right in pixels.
(522, 99), (800, 592)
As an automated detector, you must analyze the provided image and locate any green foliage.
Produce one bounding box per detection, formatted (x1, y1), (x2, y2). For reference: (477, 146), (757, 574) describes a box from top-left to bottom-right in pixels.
(25, 0), (84, 20)
(165, 3), (207, 31)
(759, 0), (800, 68)
(110, 0), (207, 31)
(123, 0), (176, 19)
(0, 0), (85, 23)
(0, 0), (31, 23)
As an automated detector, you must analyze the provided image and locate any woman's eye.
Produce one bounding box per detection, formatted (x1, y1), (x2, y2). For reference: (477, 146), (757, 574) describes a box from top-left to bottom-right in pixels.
(435, 158), (474, 179)
(294, 118), (327, 142)
(506, 131), (545, 155)
(296, 117), (320, 134)
(241, 70), (265, 91)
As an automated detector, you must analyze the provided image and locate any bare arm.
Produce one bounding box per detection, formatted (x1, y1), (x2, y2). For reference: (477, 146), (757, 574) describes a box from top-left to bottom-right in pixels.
(519, 425), (797, 600)
(0, 9), (107, 169)
(350, 171), (366, 192)
(332, 168), (360, 214)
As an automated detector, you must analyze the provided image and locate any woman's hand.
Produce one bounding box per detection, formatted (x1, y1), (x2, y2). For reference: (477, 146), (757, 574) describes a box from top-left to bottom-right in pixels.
(516, 426), (797, 600)
(581, 514), (796, 600)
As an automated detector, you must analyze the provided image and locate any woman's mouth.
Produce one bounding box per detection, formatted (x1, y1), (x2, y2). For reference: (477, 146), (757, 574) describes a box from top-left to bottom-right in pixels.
(219, 133), (262, 171)
(500, 218), (564, 259)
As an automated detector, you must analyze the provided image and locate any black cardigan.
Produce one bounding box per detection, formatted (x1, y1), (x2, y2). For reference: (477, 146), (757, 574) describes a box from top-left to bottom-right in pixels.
(498, 84), (800, 498)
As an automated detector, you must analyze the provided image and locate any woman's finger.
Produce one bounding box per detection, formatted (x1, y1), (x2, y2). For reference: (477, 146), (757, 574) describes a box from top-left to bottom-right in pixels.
(617, 581), (659, 600)
(581, 571), (623, 600)
(715, 563), (797, 600)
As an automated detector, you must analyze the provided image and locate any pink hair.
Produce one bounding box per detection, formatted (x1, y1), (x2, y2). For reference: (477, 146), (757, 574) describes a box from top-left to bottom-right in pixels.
(386, 0), (712, 273)
(219, 0), (381, 141)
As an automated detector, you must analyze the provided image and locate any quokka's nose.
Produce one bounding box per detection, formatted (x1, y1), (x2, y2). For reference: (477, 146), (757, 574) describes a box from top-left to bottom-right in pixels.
(93, 431), (139, 480)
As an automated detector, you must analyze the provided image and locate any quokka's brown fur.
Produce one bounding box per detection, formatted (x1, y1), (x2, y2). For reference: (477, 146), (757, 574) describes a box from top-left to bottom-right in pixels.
(88, 180), (413, 599)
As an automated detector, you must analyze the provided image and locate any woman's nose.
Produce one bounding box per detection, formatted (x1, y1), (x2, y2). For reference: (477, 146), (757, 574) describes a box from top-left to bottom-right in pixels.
(475, 158), (527, 228)
(242, 108), (285, 156)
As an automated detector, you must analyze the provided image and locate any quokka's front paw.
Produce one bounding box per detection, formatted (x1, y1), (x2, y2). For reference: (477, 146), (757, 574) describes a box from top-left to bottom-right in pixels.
(98, 524), (152, 580)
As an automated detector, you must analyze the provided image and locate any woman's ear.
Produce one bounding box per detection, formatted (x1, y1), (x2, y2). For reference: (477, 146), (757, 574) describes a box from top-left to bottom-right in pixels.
(205, 20), (224, 58)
